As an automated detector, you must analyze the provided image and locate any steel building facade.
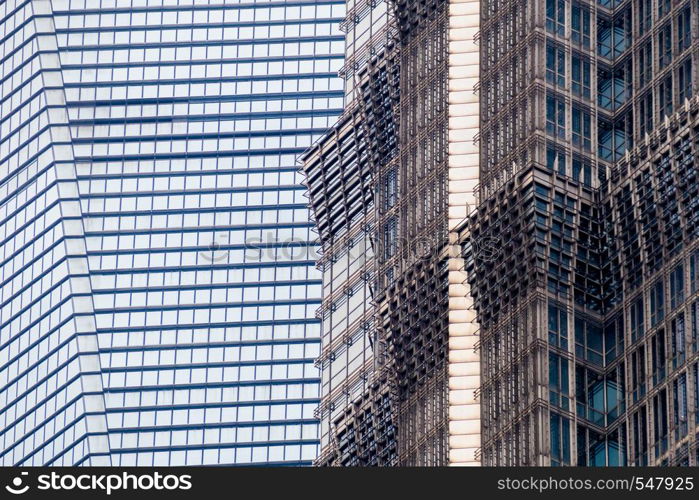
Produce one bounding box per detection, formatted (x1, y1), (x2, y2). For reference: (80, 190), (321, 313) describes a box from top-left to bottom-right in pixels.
(302, 0), (397, 466)
(0, 0), (345, 466)
(465, 0), (699, 466)
(306, 0), (699, 469)
(303, 0), (480, 466)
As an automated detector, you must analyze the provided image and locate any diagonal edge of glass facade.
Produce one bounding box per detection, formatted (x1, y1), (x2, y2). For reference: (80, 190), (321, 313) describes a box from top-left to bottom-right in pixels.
(0, 0), (111, 466)
(0, 0), (345, 466)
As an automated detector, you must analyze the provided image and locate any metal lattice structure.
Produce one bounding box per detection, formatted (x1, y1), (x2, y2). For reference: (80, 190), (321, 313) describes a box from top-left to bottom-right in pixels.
(303, 0), (458, 466)
(306, 0), (699, 468)
(465, 0), (699, 466)
(374, 0), (452, 466)
(302, 0), (401, 466)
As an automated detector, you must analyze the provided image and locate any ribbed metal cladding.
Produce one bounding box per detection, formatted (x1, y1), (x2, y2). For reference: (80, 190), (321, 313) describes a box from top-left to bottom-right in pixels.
(304, 0), (460, 466)
(301, 1), (401, 464)
(465, 0), (699, 466)
(374, 0), (452, 466)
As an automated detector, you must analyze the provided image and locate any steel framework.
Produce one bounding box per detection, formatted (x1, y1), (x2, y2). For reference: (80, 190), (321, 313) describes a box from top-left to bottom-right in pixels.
(303, 0), (455, 466)
(466, 0), (699, 459)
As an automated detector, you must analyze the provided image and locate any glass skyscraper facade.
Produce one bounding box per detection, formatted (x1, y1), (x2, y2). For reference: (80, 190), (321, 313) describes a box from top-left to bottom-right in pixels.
(0, 0), (344, 466)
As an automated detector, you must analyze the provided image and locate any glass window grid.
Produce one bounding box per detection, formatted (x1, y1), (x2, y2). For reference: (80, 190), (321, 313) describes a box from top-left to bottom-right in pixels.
(0, 0), (344, 465)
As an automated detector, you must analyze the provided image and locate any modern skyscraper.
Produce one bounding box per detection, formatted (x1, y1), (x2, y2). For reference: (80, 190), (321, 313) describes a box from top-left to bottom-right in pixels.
(0, 0), (344, 466)
(304, 0), (699, 467)
(302, 0), (394, 465)
(303, 0), (481, 466)
(467, 0), (699, 466)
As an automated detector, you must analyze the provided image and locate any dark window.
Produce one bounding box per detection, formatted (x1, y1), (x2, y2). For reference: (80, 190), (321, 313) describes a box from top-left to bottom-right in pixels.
(547, 145), (567, 175)
(383, 217), (397, 258)
(691, 251), (699, 294)
(597, 10), (631, 59)
(550, 413), (571, 465)
(546, 41), (566, 86)
(571, 53), (591, 98)
(571, 3), (591, 47)
(575, 365), (606, 426)
(598, 67), (613, 109)
(577, 426), (608, 466)
(638, 40), (653, 87)
(637, 0), (652, 35)
(671, 313), (686, 369)
(658, 22), (673, 68)
(692, 301), (699, 353)
(549, 351), (570, 410)
(548, 303), (568, 349)
(546, 0), (566, 36)
(631, 407), (648, 465)
(650, 280), (665, 326)
(678, 58), (693, 104)
(572, 106), (591, 149)
(670, 264), (685, 310)
(630, 295), (644, 342)
(384, 169), (397, 209)
(658, 0), (672, 19)
(652, 389), (668, 459)
(572, 156), (592, 186)
(597, 17), (613, 58)
(597, 64), (631, 110)
(659, 74), (674, 118)
(576, 317), (604, 365)
(677, 6), (692, 53)
(639, 92), (654, 137)
(546, 94), (566, 138)
(605, 314), (624, 362)
(631, 345), (647, 403)
(651, 328), (666, 386)
(598, 116), (632, 162)
(599, 0), (624, 9)
(598, 120), (614, 161)
(673, 373), (688, 440)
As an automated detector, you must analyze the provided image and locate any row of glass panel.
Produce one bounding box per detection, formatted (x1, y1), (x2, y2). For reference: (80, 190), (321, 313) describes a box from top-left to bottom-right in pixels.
(54, 4), (344, 29)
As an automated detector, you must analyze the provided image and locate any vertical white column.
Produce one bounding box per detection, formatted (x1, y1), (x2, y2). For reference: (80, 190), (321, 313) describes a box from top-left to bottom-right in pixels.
(32, 0), (112, 464)
(447, 0), (481, 466)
